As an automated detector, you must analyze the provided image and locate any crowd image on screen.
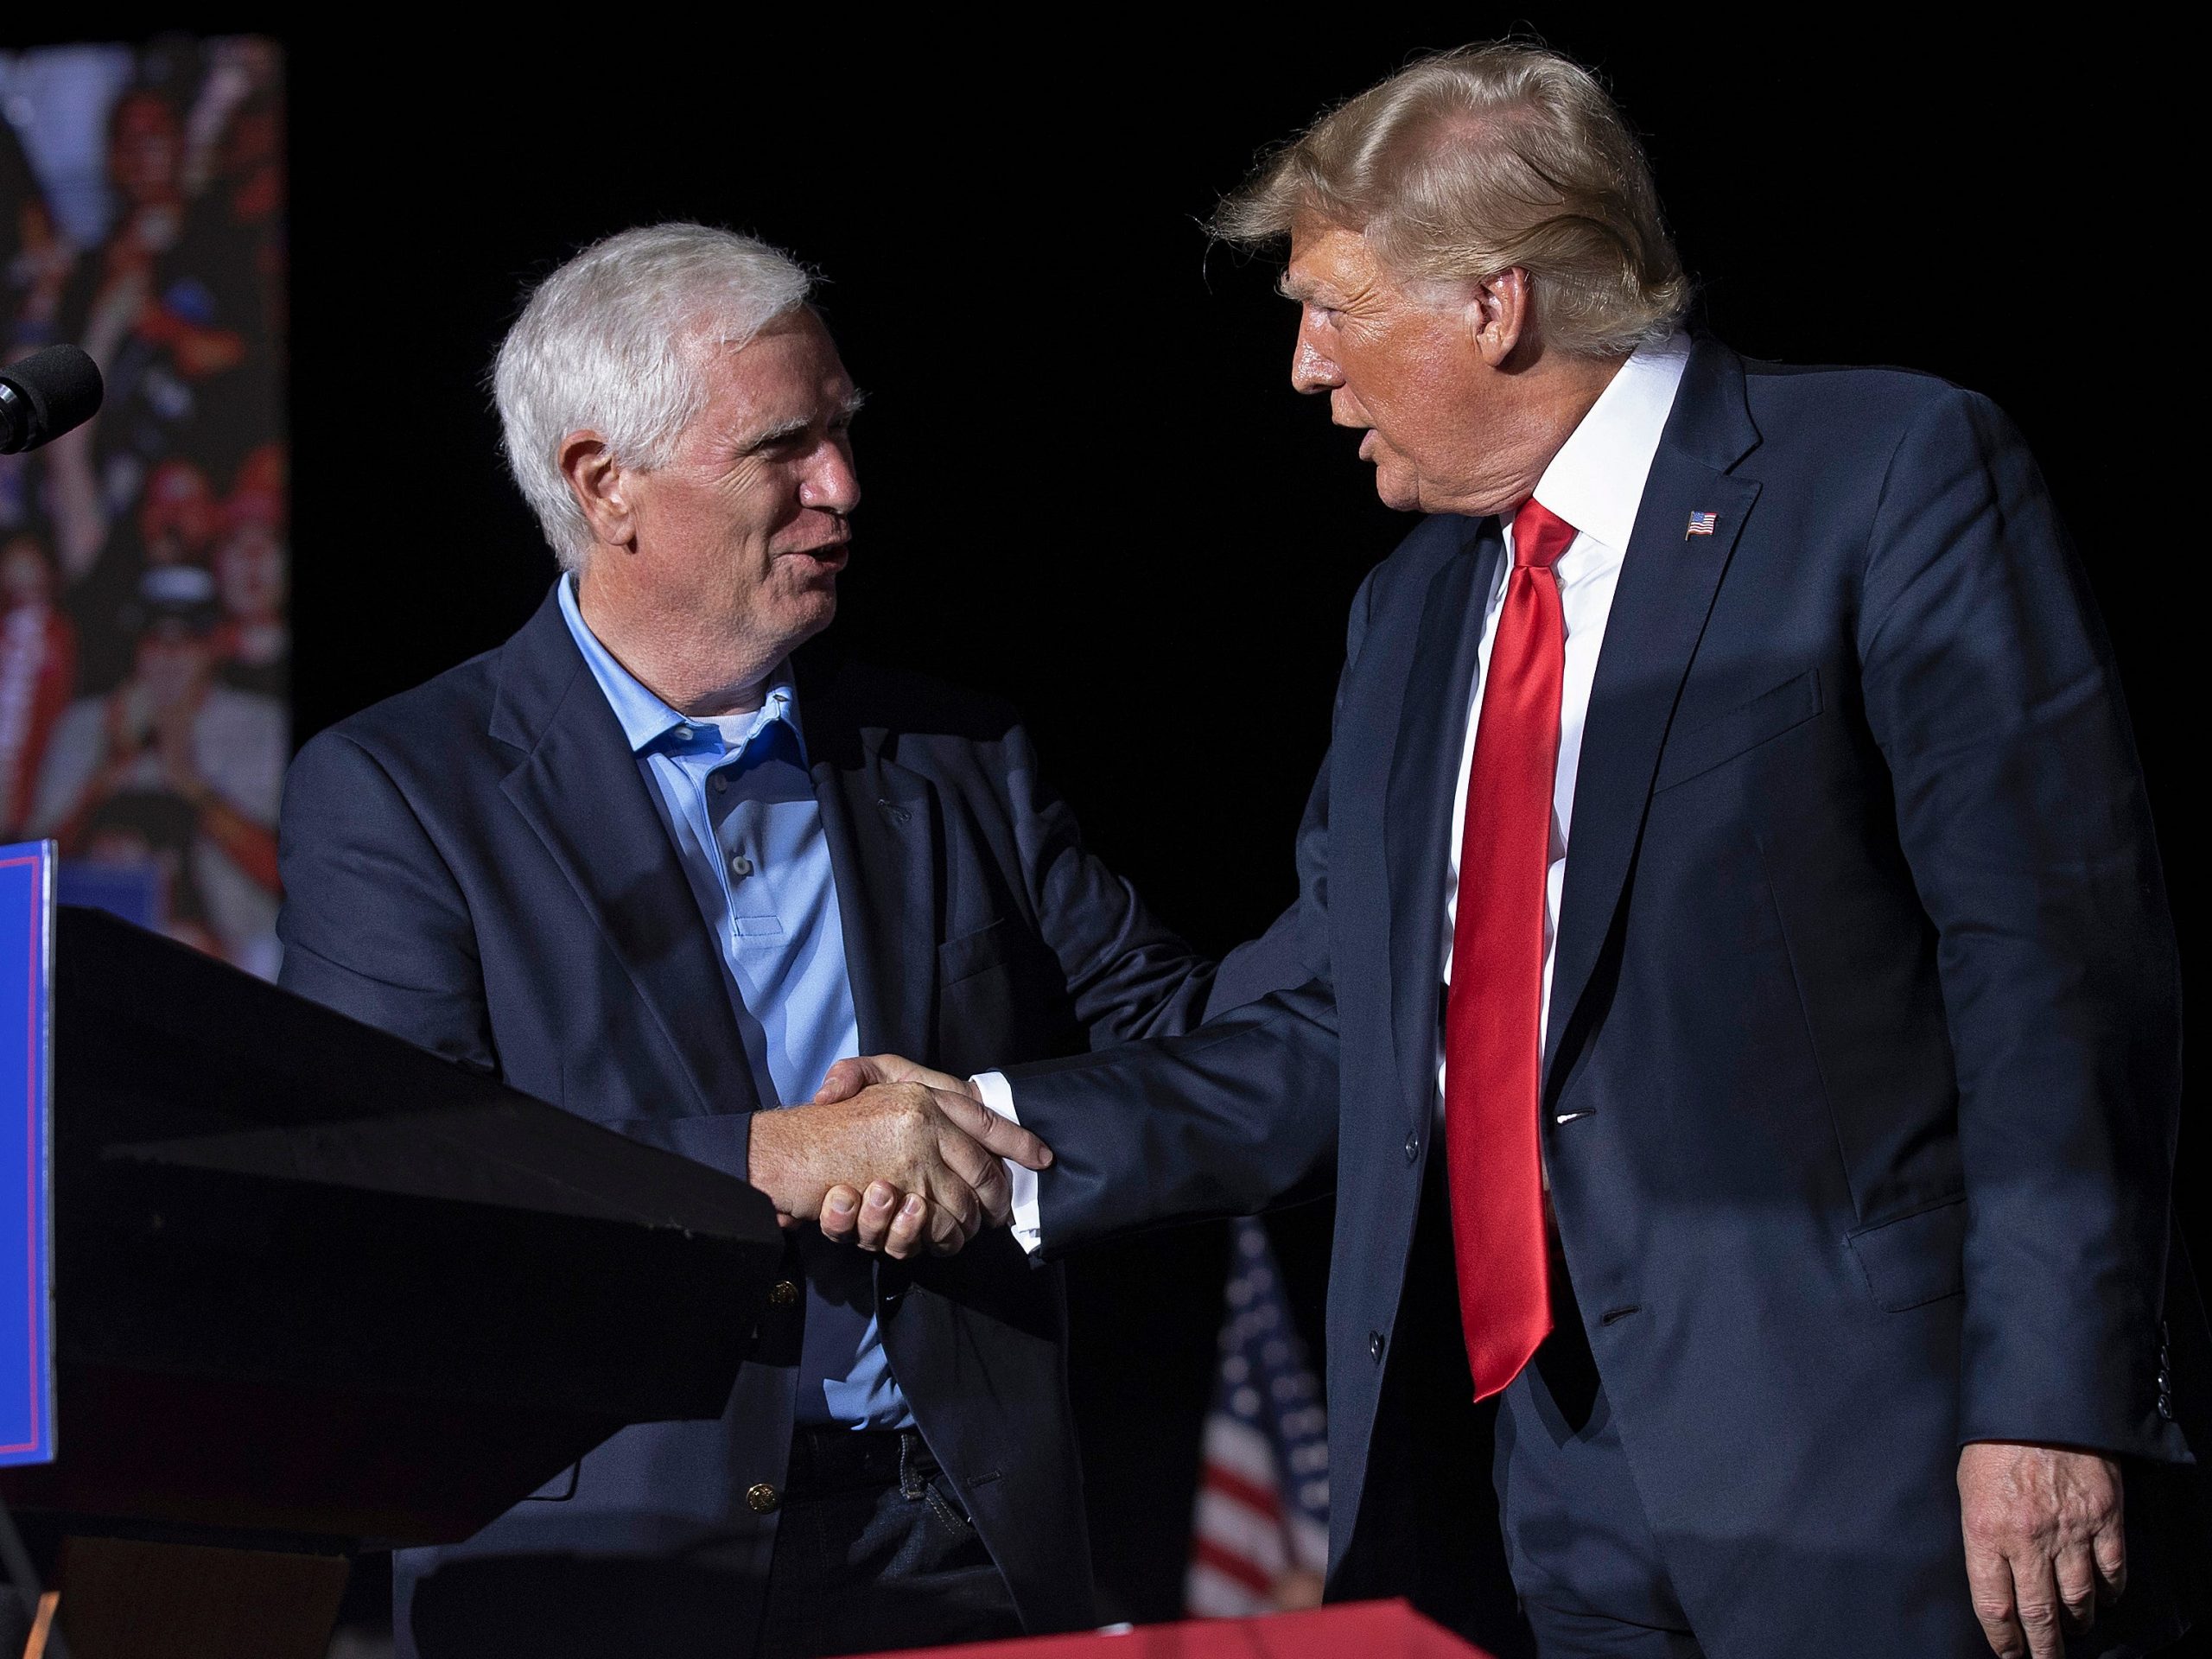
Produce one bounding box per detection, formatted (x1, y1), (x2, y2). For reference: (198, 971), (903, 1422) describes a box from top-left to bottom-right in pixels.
(0, 37), (286, 976)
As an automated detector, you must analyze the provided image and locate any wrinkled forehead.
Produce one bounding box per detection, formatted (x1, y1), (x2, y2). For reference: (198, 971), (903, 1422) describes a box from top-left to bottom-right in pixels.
(1281, 216), (1382, 300)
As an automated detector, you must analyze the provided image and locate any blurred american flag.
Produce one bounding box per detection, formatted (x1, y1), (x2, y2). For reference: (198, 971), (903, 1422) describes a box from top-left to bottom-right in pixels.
(1186, 1218), (1330, 1617)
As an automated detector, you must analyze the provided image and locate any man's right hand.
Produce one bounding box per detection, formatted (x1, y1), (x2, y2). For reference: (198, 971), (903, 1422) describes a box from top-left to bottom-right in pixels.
(808, 1056), (1012, 1254)
(747, 1075), (1049, 1259)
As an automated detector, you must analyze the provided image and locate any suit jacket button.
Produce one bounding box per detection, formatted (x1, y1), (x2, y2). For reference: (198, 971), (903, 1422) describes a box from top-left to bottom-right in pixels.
(747, 1482), (781, 1513)
(1370, 1331), (1386, 1363)
(769, 1280), (799, 1306)
(1403, 1132), (1421, 1165)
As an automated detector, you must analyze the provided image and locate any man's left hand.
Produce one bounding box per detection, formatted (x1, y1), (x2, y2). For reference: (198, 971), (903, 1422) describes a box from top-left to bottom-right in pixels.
(1959, 1440), (2125, 1659)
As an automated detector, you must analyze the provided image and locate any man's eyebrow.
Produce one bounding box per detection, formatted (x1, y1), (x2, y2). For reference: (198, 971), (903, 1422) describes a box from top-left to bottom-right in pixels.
(736, 391), (867, 453)
(1275, 272), (1332, 304)
(740, 414), (813, 450)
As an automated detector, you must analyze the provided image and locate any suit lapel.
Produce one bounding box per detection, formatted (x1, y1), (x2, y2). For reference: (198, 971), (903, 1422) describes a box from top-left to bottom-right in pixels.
(1541, 343), (1763, 1102)
(492, 591), (760, 1116)
(797, 656), (940, 1058)
(1383, 515), (1501, 1116)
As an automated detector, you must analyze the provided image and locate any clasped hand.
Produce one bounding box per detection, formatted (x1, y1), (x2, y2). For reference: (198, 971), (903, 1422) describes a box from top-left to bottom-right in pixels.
(747, 1055), (1040, 1259)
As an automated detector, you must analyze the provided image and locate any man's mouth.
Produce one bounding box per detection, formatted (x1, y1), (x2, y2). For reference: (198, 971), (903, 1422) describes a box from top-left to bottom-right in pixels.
(783, 539), (849, 571)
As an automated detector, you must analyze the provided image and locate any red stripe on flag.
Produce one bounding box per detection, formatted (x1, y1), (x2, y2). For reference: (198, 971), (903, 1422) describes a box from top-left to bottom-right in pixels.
(1202, 1461), (1284, 1519)
(1191, 1536), (1276, 1596)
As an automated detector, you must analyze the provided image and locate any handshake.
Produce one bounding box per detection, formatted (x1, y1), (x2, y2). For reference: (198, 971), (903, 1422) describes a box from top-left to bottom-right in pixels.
(746, 1055), (1051, 1258)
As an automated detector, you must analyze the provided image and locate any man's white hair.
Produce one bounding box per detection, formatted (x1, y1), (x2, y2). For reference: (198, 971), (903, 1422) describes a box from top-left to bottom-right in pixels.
(493, 223), (813, 571)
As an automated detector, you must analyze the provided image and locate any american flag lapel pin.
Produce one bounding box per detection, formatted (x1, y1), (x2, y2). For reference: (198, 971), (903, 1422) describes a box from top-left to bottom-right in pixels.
(1686, 511), (1717, 539)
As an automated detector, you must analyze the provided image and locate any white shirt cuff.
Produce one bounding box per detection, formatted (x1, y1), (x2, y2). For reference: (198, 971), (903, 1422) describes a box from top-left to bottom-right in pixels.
(970, 1070), (1042, 1255)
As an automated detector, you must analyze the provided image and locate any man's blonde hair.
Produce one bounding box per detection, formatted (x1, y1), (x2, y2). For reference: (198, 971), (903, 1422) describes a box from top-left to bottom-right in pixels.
(1214, 43), (1690, 358)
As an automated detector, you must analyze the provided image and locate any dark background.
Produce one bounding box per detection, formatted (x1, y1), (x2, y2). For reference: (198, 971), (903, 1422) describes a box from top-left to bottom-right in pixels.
(29, 10), (2203, 1638)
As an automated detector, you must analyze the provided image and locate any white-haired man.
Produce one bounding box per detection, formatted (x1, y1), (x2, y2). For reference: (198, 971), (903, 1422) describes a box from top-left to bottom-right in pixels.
(276, 224), (1217, 1658)
(819, 44), (2209, 1659)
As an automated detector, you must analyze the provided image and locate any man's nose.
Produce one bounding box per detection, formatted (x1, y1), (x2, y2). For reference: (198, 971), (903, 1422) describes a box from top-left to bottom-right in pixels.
(1290, 314), (1341, 394)
(800, 443), (861, 515)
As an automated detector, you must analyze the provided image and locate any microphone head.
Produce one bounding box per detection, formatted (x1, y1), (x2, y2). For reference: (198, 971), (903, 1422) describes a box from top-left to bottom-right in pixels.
(0, 345), (105, 454)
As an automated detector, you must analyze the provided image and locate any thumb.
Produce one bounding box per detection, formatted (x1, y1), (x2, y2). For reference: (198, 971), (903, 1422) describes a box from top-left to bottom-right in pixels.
(812, 1056), (885, 1104)
(815, 1052), (969, 1103)
(937, 1086), (1054, 1173)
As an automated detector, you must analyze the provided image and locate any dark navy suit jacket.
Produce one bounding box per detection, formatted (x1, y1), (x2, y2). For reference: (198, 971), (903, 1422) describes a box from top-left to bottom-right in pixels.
(1004, 340), (2209, 1658)
(276, 591), (1214, 1651)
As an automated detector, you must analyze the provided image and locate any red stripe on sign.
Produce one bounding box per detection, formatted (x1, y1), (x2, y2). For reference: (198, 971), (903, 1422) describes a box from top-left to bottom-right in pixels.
(1191, 1536), (1275, 1596)
(1202, 1461), (1282, 1518)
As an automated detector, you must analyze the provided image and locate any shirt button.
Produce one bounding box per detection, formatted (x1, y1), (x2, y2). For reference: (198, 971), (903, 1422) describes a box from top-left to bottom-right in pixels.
(729, 854), (754, 879)
(1369, 1331), (1386, 1363)
(746, 1482), (780, 1513)
(1403, 1131), (1421, 1165)
(677, 724), (695, 741)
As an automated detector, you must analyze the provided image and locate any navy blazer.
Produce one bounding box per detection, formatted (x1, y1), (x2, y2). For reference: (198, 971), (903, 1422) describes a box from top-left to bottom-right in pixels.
(1003, 340), (2208, 1658)
(276, 589), (1214, 1648)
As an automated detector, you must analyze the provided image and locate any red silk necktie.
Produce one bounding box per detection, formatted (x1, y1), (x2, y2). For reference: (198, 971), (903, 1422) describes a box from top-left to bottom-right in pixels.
(1444, 496), (1575, 1402)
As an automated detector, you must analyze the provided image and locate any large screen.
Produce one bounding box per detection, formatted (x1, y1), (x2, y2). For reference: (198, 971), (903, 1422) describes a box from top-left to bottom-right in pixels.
(0, 38), (285, 976)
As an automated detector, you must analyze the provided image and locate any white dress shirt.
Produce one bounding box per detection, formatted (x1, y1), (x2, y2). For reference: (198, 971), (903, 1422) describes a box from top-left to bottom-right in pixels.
(982, 334), (1692, 1249)
(1438, 334), (1690, 1115)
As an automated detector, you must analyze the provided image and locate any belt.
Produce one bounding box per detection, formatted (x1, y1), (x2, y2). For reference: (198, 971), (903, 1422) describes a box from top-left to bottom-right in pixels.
(784, 1426), (939, 1502)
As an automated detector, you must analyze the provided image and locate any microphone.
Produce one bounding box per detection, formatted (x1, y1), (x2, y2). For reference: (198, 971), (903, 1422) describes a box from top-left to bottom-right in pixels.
(0, 346), (105, 454)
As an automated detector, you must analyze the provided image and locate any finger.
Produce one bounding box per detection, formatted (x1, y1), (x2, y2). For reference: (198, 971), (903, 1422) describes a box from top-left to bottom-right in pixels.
(837, 1053), (968, 1096)
(818, 1185), (862, 1242)
(2053, 1540), (2098, 1631)
(920, 1162), (980, 1248)
(855, 1181), (899, 1251)
(927, 1201), (969, 1255)
(2092, 1510), (2127, 1603)
(1964, 1535), (2024, 1659)
(811, 1056), (881, 1105)
(884, 1192), (929, 1261)
(937, 1123), (1012, 1224)
(938, 1088), (1053, 1171)
(2012, 1554), (2065, 1659)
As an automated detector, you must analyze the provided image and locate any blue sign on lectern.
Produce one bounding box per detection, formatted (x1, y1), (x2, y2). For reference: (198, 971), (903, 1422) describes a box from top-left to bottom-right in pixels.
(0, 841), (54, 1469)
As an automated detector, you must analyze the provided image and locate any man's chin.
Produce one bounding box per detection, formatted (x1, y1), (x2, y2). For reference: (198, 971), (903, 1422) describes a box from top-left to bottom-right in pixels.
(1370, 467), (1421, 512)
(789, 588), (837, 642)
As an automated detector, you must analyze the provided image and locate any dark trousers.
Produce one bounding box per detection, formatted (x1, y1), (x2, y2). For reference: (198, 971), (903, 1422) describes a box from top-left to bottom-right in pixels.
(1494, 1363), (1701, 1658)
(758, 1427), (1021, 1659)
(402, 1428), (1018, 1659)
(1353, 1156), (1697, 1659)
(1489, 1212), (1703, 1659)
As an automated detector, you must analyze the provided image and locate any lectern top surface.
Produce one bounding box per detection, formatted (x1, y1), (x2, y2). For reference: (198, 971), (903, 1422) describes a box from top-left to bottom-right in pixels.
(57, 904), (775, 1243)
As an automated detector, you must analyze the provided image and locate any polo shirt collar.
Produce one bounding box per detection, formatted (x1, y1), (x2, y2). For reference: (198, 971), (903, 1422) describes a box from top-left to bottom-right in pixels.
(555, 574), (805, 763)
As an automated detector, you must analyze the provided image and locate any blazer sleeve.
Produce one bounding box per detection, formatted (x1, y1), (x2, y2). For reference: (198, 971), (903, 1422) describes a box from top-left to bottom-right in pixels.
(997, 573), (1374, 1253)
(1857, 388), (2187, 1461)
(276, 728), (498, 1075)
(1000, 719), (1216, 1048)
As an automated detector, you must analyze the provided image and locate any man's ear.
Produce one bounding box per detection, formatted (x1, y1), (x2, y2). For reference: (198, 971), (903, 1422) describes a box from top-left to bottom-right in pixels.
(1469, 267), (1531, 367)
(558, 431), (634, 551)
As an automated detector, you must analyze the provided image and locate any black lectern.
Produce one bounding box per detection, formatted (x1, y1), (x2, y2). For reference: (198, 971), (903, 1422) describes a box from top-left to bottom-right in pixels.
(0, 907), (782, 1657)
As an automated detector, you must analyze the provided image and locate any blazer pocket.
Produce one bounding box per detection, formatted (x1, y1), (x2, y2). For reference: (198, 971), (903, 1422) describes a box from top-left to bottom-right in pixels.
(1653, 668), (1823, 793)
(1847, 1194), (1967, 1312)
(939, 918), (1014, 988)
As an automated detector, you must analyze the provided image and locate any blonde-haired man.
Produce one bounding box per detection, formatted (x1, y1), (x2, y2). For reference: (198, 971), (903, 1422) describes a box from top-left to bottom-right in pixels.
(824, 44), (2208, 1659)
